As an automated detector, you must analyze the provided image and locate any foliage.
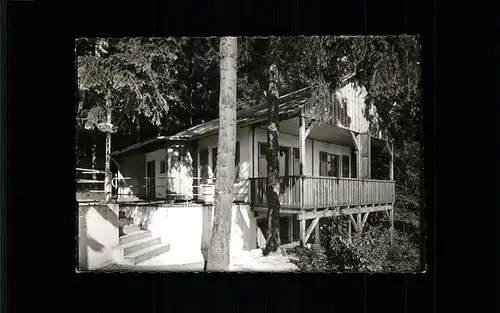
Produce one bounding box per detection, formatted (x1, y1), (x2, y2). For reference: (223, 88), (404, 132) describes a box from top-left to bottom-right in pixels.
(75, 37), (221, 167)
(76, 37), (182, 128)
(292, 217), (420, 272)
(292, 244), (330, 272)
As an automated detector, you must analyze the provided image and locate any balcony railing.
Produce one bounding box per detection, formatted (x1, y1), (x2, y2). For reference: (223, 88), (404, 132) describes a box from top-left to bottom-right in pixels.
(249, 176), (395, 209)
(111, 176), (249, 203)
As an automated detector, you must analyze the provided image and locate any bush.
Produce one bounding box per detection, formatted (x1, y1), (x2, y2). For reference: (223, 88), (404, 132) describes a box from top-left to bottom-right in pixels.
(291, 245), (331, 272)
(292, 216), (420, 272)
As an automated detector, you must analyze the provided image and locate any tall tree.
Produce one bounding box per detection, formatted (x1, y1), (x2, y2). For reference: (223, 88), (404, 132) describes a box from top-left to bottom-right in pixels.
(207, 37), (238, 271)
(77, 38), (182, 198)
(263, 62), (281, 255)
(237, 36), (421, 252)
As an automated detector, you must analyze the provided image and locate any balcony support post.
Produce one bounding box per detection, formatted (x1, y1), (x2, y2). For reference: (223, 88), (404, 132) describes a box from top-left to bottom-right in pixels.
(299, 108), (306, 246)
(385, 140), (394, 181)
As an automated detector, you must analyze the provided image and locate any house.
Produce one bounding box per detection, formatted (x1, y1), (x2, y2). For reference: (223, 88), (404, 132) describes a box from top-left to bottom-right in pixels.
(108, 83), (396, 266)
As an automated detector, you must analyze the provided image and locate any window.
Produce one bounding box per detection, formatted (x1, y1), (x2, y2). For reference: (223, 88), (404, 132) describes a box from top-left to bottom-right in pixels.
(160, 160), (166, 174)
(259, 142), (268, 157)
(328, 154), (340, 177)
(319, 151), (340, 177)
(342, 155), (350, 178)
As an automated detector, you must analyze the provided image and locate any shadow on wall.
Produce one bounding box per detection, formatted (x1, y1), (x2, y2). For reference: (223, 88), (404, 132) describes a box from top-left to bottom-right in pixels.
(78, 204), (119, 271)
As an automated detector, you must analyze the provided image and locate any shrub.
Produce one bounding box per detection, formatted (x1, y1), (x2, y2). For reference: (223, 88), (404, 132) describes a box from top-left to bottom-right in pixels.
(291, 245), (331, 272)
(292, 216), (421, 272)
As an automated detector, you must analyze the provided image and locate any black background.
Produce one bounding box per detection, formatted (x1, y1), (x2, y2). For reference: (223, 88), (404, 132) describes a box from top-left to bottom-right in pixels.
(4, 0), (490, 312)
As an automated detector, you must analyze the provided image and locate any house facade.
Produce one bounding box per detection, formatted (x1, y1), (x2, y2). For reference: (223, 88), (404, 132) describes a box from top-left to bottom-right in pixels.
(109, 83), (396, 262)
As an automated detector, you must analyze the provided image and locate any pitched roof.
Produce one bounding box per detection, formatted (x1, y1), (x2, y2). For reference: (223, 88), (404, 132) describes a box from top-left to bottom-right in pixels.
(111, 74), (360, 156)
(173, 87), (312, 139)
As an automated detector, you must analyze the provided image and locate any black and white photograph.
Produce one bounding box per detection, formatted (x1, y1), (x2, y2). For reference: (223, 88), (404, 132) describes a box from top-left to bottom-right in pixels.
(76, 36), (422, 272)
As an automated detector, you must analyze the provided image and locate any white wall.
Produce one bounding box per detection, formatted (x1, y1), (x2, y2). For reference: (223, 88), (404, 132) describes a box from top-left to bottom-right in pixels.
(121, 203), (257, 265)
(252, 127), (352, 178)
(196, 127), (251, 202)
(78, 204), (119, 270)
(144, 147), (194, 200)
(196, 126), (251, 179)
(200, 204), (257, 256)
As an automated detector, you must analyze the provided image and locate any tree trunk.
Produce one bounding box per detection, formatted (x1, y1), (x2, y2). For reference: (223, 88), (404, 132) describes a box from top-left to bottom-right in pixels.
(135, 117), (141, 143)
(91, 130), (97, 180)
(207, 37), (237, 271)
(104, 91), (112, 203)
(263, 63), (281, 256)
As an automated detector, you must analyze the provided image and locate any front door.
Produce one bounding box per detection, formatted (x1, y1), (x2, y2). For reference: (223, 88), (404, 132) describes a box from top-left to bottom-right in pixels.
(146, 160), (156, 200)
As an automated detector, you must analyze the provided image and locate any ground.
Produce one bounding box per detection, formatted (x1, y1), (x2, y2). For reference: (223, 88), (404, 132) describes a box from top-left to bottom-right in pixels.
(96, 249), (299, 272)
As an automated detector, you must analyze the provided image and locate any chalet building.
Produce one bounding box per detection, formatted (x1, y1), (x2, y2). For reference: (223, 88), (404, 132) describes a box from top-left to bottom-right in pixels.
(103, 83), (395, 267)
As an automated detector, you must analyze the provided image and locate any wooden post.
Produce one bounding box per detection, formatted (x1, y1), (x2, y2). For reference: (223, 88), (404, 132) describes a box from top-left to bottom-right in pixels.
(104, 92), (112, 203)
(347, 217), (352, 241)
(349, 132), (361, 179)
(390, 141), (394, 181)
(314, 220), (320, 244)
(390, 208), (395, 245)
(299, 109), (306, 246)
(356, 213), (362, 232)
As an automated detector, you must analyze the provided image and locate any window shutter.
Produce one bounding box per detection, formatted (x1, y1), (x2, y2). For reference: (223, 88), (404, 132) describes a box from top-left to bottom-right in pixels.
(359, 133), (371, 178)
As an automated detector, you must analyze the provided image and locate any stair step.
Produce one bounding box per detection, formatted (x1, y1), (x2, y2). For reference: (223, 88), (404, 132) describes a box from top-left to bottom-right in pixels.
(122, 225), (141, 234)
(124, 243), (171, 265)
(119, 236), (161, 255)
(119, 230), (151, 245)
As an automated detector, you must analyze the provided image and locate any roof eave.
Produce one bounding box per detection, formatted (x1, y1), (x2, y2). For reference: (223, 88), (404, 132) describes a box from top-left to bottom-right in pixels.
(111, 135), (192, 156)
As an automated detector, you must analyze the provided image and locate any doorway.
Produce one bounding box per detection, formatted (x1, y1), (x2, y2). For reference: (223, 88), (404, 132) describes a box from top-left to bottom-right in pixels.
(258, 143), (291, 177)
(146, 160), (156, 200)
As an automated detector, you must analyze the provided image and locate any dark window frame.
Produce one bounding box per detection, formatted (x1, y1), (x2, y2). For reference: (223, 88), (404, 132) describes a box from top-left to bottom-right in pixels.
(319, 151), (349, 178)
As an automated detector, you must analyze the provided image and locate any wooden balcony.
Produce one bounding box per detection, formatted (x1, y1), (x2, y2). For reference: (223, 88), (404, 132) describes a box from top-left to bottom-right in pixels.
(249, 176), (395, 210)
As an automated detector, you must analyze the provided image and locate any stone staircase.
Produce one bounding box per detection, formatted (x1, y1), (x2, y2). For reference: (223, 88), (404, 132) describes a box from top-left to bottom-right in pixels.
(112, 225), (170, 266)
